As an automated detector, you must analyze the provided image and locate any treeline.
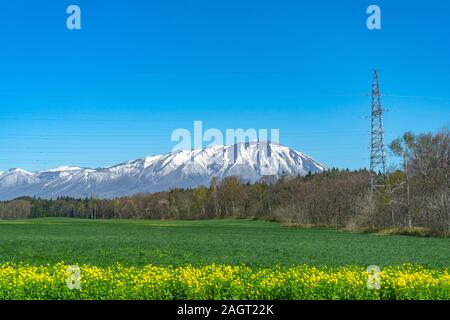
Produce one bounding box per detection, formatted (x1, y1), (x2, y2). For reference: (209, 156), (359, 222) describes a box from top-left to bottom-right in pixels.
(1, 129), (448, 235)
(0, 170), (371, 223)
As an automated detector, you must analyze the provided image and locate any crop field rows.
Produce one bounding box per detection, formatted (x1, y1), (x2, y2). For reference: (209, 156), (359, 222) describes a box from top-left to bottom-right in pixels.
(0, 218), (449, 300)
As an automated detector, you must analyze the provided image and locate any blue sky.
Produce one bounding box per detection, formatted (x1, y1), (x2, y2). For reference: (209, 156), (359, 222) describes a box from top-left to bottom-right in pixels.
(0, 0), (449, 172)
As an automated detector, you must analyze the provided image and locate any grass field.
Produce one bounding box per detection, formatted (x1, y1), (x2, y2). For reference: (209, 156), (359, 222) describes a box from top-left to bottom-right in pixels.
(0, 218), (448, 268)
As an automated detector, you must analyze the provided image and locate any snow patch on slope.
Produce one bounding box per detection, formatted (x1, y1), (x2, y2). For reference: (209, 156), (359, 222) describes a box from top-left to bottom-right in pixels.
(0, 142), (325, 200)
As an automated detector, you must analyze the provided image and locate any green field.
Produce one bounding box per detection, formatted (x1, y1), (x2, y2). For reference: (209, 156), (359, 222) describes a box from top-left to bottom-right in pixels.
(0, 218), (448, 267)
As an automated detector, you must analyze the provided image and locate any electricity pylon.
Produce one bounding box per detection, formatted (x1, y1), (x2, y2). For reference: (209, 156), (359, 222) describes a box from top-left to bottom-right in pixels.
(369, 70), (387, 198)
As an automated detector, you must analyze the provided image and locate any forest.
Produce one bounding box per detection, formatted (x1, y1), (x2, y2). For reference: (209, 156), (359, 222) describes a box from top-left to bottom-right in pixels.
(1, 129), (448, 236)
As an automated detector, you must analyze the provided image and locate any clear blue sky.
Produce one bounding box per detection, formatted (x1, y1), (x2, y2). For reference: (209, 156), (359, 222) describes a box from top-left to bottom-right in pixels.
(0, 0), (449, 172)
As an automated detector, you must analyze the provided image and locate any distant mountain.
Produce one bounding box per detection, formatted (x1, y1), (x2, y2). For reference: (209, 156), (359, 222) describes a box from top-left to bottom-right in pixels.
(0, 142), (325, 200)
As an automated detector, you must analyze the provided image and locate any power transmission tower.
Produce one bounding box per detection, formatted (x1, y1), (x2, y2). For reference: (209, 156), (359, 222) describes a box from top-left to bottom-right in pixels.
(369, 70), (387, 198)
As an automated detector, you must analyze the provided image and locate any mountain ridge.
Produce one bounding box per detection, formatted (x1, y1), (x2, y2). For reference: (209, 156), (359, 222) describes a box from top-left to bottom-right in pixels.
(0, 142), (325, 200)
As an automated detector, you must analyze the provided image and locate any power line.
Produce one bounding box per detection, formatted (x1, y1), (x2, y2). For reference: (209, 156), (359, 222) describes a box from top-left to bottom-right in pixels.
(383, 94), (450, 101)
(0, 130), (403, 138)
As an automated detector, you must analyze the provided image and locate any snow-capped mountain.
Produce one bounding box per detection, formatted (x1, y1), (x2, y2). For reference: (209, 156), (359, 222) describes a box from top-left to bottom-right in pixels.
(0, 142), (325, 200)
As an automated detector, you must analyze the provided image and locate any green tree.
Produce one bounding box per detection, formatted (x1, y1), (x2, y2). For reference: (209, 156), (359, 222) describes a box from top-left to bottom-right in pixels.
(389, 132), (415, 228)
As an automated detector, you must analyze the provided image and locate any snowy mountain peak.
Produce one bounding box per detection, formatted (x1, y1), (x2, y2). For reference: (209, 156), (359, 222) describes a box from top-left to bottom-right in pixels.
(41, 166), (83, 173)
(7, 168), (34, 175)
(0, 168), (39, 189)
(0, 142), (325, 200)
